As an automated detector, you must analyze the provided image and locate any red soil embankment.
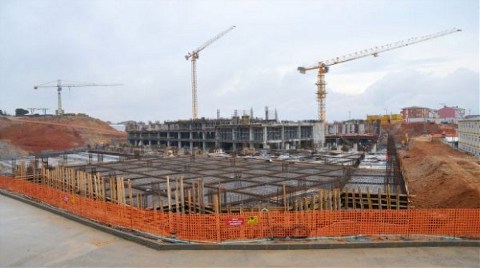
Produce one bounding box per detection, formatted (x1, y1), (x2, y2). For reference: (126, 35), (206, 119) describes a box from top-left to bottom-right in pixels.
(399, 138), (480, 208)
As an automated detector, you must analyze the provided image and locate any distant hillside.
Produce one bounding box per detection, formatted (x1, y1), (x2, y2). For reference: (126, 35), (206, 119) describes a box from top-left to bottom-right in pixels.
(0, 115), (126, 157)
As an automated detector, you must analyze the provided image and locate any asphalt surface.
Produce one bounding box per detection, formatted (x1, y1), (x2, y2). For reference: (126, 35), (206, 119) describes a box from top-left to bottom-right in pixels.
(1, 194), (479, 267)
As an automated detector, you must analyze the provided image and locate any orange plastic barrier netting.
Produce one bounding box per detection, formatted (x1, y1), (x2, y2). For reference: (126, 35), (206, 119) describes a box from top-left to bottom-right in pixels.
(1, 176), (479, 242)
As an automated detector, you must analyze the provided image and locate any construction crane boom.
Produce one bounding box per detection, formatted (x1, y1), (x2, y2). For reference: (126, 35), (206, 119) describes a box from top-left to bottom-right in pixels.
(34, 79), (122, 115)
(185, 26), (236, 119)
(298, 28), (461, 122)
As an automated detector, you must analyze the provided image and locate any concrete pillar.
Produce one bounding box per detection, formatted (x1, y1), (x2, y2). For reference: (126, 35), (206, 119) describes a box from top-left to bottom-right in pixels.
(190, 132), (193, 152)
(371, 143), (377, 153)
(249, 127), (255, 149)
(263, 126), (268, 148)
(178, 132), (182, 149)
(312, 122), (325, 149)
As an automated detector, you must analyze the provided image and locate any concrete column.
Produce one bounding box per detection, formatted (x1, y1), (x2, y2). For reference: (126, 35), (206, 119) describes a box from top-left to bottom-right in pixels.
(263, 126), (268, 148)
(249, 127), (254, 149)
(312, 122), (325, 149)
(281, 126), (285, 150)
(189, 132), (193, 152)
(178, 132), (182, 149)
(371, 143), (377, 153)
(215, 129), (220, 148)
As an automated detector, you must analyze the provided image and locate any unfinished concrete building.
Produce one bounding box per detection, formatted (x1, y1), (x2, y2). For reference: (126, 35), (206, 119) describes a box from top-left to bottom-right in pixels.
(127, 114), (325, 152)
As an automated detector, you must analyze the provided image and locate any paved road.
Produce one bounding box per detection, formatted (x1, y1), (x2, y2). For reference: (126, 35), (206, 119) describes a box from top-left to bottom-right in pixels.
(0, 195), (479, 267)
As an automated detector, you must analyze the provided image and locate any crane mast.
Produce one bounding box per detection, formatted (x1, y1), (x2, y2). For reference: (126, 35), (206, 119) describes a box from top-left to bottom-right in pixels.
(185, 26), (236, 119)
(34, 79), (122, 115)
(298, 28), (461, 122)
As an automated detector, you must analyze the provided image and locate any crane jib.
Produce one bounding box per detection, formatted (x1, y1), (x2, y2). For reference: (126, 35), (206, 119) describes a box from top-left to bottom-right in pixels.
(297, 27), (461, 122)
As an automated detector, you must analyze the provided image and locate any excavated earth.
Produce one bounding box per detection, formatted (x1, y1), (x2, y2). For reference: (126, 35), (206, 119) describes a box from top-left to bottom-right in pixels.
(0, 115), (126, 158)
(399, 137), (480, 208)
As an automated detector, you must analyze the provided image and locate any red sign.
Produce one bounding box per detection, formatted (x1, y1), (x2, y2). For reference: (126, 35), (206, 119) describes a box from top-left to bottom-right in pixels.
(225, 217), (245, 226)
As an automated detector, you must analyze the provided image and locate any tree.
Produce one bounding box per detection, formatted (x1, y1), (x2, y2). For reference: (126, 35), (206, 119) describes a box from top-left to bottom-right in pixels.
(15, 108), (29, 116)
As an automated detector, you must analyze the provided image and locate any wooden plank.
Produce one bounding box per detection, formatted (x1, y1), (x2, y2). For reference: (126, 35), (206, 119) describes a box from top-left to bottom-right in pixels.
(175, 189), (179, 213)
(334, 189), (339, 210)
(159, 186), (164, 212)
(396, 185), (401, 210)
(352, 188), (357, 209)
(387, 186), (391, 209)
(213, 194), (219, 214)
(377, 188), (382, 210)
(128, 179), (133, 206)
(366, 186), (373, 209)
(319, 189), (324, 210)
(167, 176), (172, 212)
(192, 182), (197, 214)
(187, 190), (192, 214)
(180, 177), (185, 214)
(199, 178), (204, 213)
(358, 187), (364, 210)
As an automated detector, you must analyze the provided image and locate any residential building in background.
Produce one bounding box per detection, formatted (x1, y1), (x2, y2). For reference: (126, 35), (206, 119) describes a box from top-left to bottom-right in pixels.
(458, 115), (480, 158)
(436, 105), (466, 124)
(401, 106), (435, 123)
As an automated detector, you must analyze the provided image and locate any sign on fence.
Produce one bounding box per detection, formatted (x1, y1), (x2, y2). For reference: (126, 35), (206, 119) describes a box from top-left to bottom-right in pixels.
(225, 217), (245, 226)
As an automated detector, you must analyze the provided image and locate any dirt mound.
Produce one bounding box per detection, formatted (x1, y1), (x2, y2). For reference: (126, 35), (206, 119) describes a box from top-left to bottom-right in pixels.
(390, 122), (457, 143)
(0, 115), (126, 155)
(399, 138), (480, 208)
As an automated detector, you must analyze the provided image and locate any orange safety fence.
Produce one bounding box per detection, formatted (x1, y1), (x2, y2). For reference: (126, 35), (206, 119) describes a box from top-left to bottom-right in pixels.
(1, 175), (479, 243)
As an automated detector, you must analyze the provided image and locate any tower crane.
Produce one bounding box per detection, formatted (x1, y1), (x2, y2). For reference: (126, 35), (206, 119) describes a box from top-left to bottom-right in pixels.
(34, 79), (122, 115)
(185, 25), (236, 119)
(298, 28), (461, 122)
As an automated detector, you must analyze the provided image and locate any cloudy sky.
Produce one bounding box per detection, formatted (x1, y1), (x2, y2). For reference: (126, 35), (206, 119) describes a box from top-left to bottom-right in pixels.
(0, 0), (478, 123)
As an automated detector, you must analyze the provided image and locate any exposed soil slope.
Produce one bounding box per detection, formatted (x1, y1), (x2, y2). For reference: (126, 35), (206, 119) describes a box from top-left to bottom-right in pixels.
(0, 115), (126, 155)
(399, 137), (480, 208)
(390, 122), (457, 142)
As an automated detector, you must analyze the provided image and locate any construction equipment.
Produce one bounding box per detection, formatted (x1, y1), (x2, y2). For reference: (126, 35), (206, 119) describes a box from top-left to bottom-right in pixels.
(185, 25), (236, 119)
(298, 28), (461, 122)
(34, 80), (122, 115)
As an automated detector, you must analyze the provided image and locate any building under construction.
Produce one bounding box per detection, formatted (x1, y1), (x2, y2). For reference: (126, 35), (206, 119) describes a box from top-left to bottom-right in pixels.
(127, 110), (325, 152)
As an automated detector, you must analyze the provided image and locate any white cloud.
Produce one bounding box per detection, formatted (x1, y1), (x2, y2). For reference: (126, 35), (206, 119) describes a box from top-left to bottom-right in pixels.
(0, 0), (478, 123)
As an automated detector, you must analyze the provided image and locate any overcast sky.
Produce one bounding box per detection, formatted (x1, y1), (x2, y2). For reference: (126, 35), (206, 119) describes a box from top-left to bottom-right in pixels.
(0, 0), (478, 123)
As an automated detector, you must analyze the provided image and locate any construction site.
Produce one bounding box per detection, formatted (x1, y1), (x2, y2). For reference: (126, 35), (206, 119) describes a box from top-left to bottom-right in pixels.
(1, 25), (479, 245)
